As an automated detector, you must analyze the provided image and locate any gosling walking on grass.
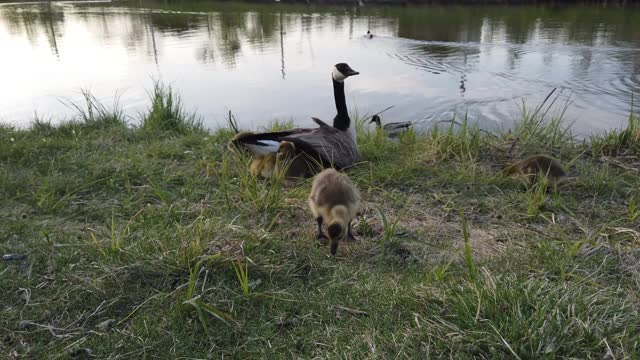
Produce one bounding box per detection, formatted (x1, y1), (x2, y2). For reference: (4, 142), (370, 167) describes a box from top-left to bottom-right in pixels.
(308, 169), (361, 255)
(504, 154), (566, 186)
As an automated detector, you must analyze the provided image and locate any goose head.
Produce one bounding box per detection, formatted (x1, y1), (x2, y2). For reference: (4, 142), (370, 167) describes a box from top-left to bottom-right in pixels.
(368, 114), (382, 128)
(332, 63), (359, 82)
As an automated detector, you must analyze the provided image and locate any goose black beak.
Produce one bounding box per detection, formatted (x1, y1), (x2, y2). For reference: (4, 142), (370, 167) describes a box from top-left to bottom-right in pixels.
(347, 70), (360, 76)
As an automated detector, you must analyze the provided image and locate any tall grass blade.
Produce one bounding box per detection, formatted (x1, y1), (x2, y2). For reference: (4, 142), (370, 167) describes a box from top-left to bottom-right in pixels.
(459, 209), (476, 277)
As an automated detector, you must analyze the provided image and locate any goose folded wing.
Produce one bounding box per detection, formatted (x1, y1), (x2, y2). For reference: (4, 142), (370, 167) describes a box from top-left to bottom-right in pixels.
(229, 129), (314, 156)
(229, 127), (362, 170)
(282, 128), (362, 169)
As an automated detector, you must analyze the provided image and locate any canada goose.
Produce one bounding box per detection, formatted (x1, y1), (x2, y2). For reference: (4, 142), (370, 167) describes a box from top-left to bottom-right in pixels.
(308, 169), (361, 255)
(329, 63), (359, 143)
(366, 30), (373, 39)
(229, 63), (362, 176)
(503, 155), (566, 185)
(369, 115), (412, 138)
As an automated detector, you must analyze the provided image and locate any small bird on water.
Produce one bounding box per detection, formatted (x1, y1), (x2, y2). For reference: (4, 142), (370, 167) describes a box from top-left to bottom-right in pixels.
(369, 114), (413, 138)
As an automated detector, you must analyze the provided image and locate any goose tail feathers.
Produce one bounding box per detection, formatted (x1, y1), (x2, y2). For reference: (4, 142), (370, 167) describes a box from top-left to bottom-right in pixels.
(228, 132), (284, 156)
(245, 140), (281, 156)
(311, 117), (331, 128)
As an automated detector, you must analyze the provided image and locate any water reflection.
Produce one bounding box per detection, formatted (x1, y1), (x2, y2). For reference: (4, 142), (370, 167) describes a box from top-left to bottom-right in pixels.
(0, 1), (639, 133)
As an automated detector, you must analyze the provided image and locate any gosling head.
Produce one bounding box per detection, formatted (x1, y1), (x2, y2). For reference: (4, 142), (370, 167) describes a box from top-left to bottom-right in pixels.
(327, 205), (350, 255)
(277, 141), (296, 158)
(332, 63), (359, 82)
(327, 221), (346, 255)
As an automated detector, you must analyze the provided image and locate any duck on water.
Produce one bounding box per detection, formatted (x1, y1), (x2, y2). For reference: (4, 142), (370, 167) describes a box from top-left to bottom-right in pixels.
(369, 114), (412, 138)
(229, 63), (362, 178)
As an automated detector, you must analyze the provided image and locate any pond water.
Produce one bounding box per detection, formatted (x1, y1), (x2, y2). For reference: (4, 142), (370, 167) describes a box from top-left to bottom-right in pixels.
(1, 1), (639, 134)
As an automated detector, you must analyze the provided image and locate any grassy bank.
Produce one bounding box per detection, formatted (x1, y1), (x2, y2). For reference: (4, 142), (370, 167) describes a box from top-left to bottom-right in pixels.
(1, 85), (639, 359)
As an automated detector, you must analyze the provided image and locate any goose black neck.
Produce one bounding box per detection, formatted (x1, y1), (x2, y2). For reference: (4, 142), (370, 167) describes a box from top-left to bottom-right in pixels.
(332, 77), (350, 131)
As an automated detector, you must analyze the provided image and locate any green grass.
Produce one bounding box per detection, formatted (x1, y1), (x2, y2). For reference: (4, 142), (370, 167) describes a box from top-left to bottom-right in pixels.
(140, 81), (204, 134)
(1, 86), (640, 358)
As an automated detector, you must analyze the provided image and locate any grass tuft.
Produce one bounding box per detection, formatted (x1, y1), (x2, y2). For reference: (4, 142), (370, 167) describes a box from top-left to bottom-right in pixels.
(590, 109), (640, 156)
(426, 113), (481, 162)
(140, 81), (204, 134)
(231, 257), (250, 297)
(459, 208), (476, 277)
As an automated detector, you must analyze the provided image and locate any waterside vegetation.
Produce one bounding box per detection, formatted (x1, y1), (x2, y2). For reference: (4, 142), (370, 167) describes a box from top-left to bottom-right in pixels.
(1, 84), (639, 358)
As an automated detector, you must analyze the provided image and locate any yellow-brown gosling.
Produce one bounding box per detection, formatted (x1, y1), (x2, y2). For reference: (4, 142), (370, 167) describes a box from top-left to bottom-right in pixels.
(308, 169), (361, 255)
(274, 141), (319, 178)
(504, 154), (566, 186)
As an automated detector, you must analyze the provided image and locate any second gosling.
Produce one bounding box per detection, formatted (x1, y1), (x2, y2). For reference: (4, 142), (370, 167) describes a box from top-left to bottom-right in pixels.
(229, 131), (277, 178)
(275, 141), (319, 178)
(308, 169), (361, 255)
(250, 154), (276, 178)
(504, 154), (566, 185)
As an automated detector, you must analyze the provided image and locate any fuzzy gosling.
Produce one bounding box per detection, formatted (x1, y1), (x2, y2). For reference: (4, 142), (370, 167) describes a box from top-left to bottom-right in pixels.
(250, 155), (276, 178)
(229, 131), (277, 178)
(308, 169), (361, 255)
(274, 141), (319, 178)
(504, 154), (566, 185)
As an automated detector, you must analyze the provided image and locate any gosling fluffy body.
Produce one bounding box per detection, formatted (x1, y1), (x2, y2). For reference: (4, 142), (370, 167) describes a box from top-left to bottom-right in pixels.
(504, 155), (566, 185)
(274, 141), (319, 178)
(250, 155), (276, 178)
(308, 169), (361, 255)
(228, 132), (276, 178)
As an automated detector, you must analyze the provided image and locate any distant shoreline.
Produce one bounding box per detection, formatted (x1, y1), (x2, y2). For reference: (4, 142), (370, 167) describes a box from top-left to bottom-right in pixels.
(0, 0), (635, 5)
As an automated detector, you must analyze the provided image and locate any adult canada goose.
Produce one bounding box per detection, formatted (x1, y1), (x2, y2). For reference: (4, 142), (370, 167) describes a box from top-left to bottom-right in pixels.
(369, 115), (412, 138)
(229, 63), (362, 175)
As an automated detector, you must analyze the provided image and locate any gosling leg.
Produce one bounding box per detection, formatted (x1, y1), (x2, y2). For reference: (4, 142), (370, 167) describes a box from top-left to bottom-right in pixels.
(347, 221), (357, 242)
(315, 217), (327, 244)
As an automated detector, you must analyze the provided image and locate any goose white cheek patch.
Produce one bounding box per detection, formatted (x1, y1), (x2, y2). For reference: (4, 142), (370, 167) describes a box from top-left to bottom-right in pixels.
(332, 66), (346, 82)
